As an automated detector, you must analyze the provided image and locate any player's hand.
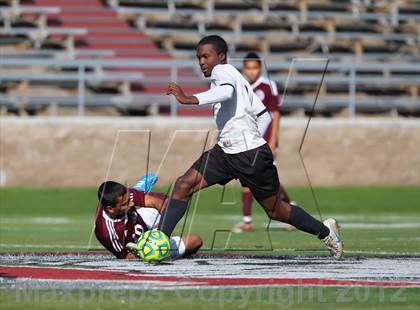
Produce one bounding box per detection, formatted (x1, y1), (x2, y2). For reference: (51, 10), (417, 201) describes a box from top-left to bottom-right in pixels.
(166, 83), (188, 103)
(166, 83), (198, 105)
(125, 252), (137, 260)
(126, 242), (140, 258)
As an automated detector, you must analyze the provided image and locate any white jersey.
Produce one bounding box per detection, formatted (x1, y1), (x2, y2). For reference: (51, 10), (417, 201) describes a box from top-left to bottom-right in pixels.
(202, 64), (267, 154)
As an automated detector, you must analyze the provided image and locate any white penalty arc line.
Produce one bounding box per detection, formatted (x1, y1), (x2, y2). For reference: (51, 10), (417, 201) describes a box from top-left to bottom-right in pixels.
(0, 244), (93, 249)
(1, 245), (420, 256)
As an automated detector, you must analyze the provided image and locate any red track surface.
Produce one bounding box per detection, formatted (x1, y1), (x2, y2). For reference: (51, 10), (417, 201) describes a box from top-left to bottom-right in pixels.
(1, 265), (419, 288)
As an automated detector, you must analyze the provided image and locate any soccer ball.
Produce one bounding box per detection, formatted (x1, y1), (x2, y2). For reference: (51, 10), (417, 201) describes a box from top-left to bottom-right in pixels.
(136, 229), (170, 264)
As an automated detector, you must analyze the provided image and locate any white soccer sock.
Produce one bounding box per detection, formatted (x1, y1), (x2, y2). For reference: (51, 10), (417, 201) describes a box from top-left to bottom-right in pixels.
(243, 216), (252, 224)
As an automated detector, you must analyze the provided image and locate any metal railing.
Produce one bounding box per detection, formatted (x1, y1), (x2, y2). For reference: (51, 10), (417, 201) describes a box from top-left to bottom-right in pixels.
(0, 57), (419, 117)
(112, 0), (420, 24)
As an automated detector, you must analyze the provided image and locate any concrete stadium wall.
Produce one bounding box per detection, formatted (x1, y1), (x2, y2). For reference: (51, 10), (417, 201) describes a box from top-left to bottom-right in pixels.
(0, 117), (419, 187)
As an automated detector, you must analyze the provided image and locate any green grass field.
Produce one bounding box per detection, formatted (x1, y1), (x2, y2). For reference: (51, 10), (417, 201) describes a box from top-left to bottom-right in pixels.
(1, 287), (419, 310)
(0, 186), (419, 310)
(0, 186), (419, 255)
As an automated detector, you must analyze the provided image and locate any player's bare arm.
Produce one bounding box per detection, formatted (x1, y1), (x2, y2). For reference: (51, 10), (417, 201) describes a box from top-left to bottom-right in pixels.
(143, 193), (168, 214)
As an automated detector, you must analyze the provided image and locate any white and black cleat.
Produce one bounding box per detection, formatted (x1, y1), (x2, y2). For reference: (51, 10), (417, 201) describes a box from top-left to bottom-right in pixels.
(321, 218), (343, 260)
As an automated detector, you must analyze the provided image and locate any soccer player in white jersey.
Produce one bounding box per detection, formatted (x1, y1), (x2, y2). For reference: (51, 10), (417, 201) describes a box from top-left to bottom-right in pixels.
(161, 35), (343, 259)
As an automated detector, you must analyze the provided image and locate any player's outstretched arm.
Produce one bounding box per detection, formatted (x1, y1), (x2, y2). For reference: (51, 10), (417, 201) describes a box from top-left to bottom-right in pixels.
(166, 83), (199, 105)
(167, 83), (234, 105)
(143, 192), (168, 214)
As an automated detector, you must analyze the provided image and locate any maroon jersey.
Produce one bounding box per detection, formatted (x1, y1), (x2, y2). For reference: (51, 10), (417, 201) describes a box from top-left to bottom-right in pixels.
(252, 76), (280, 142)
(95, 188), (148, 258)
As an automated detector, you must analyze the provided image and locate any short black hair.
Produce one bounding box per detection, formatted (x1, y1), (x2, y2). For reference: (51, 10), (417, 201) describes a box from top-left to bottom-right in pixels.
(197, 35), (228, 55)
(97, 181), (127, 208)
(244, 52), (261, 66)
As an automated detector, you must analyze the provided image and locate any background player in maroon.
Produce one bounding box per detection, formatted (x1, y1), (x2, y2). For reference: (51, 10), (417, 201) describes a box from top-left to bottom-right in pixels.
(234, 52), (295, 232)
(95, 181), (202, 259)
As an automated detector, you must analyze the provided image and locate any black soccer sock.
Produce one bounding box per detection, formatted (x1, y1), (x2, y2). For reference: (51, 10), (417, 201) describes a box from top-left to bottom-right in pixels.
(158, 199), (188, 237)
(287, 205), (330, 239)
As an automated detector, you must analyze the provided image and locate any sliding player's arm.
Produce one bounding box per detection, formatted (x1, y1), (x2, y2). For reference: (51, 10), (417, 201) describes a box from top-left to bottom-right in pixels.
(130, 188), (167, 214)
(143, 192), (168, 214)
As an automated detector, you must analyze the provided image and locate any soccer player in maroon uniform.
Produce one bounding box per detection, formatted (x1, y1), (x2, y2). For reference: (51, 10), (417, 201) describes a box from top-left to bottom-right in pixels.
(95, 181), (202, 259)
(233, 52), (295, 232)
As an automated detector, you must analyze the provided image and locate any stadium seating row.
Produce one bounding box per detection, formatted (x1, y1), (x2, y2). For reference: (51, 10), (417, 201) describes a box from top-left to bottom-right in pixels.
(112, 0), (419, 56)
(0, 0), (419, 117)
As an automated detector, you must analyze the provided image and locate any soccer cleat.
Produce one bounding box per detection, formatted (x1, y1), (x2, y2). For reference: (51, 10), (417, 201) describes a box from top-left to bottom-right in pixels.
(133, 173), (158, 193)
(321, 218), (343, 259)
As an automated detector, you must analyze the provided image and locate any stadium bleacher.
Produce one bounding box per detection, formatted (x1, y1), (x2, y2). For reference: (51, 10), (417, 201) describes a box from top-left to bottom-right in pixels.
(0, 0), (419, 116)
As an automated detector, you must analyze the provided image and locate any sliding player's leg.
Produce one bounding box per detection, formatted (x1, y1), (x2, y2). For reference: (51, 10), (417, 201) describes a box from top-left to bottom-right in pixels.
(181, 234), (203, 257)
(137, 207), (203, 259)
(169, 235), (203, 259)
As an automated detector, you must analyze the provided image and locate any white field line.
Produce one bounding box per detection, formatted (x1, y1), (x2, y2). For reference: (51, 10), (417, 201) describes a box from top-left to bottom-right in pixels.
(376, 237), (420, 241)
(0, 217), (94, 225)
(0, 244), (92, 249)
(270, 248), (420, 255)
(205, 214), (420, 222)
(341, 250), (420, 256)
(340, 223), (420, 229)
(0, 214), (418, 225)
(0, 222), (419, 230)
(1, 245), (419, 256)
(269, 222), (420, 229)
(0, 217), (74, 224)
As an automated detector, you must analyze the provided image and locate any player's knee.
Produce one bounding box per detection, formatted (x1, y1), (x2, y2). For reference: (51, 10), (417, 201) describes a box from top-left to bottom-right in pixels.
(192, 235), (203, 250)
(271, 202), (290, 221)
(183, 234), (203, 257)
(188, 234), (202, 251)
(265, 208), (277, 220)
(173, 175), (194, 199)
(261, 197), (290, 221)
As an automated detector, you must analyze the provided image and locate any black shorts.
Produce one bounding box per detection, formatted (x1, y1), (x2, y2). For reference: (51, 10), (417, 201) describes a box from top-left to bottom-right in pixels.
(191, 143), (280, 202)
